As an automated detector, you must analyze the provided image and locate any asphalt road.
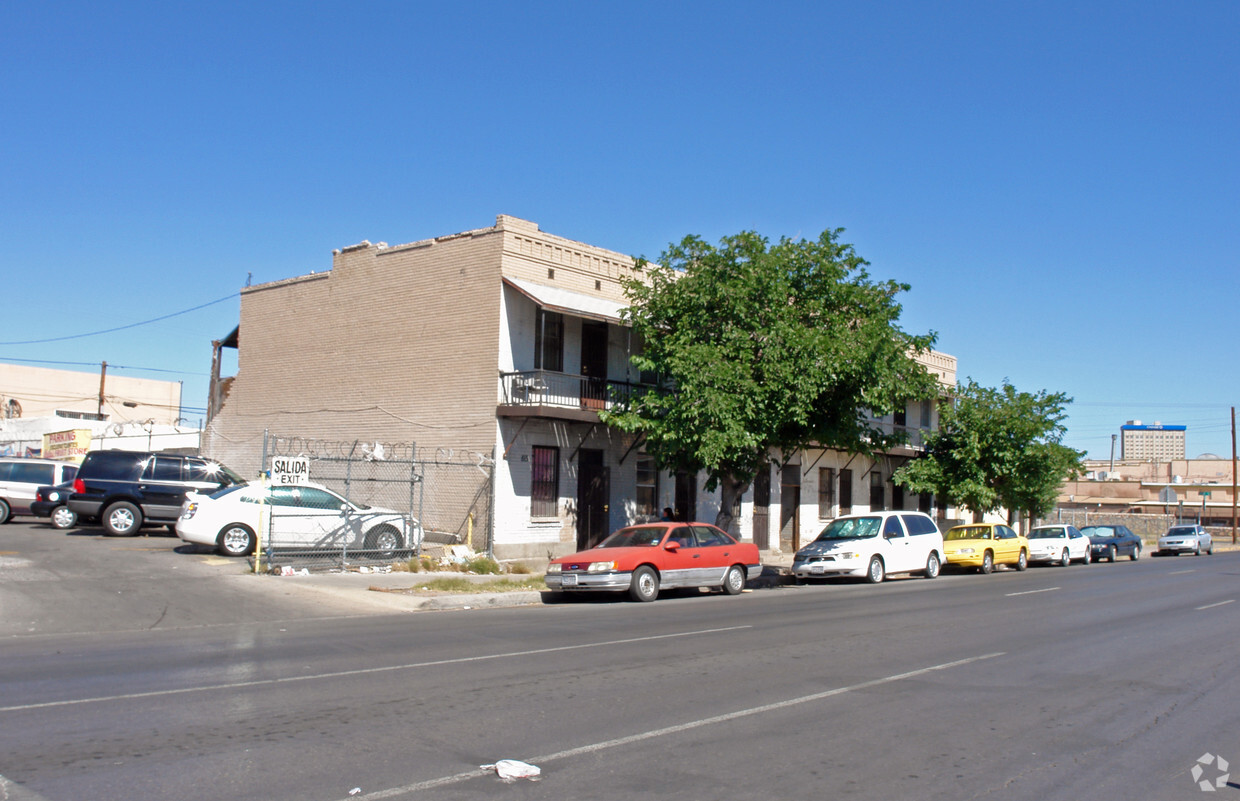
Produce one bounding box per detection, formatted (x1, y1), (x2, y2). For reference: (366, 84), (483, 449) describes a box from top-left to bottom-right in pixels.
(2, 519), (1239, 801)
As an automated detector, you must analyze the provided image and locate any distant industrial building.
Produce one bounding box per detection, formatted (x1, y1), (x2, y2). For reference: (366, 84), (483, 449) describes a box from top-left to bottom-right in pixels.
(1120, 421), (1186, 460)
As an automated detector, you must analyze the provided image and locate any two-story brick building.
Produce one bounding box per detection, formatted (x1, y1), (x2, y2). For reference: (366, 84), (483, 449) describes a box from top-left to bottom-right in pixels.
(203, 215), (958, 561)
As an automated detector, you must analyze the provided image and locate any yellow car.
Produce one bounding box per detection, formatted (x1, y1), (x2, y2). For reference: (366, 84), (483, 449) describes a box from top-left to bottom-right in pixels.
(943, 524), (1029, 573)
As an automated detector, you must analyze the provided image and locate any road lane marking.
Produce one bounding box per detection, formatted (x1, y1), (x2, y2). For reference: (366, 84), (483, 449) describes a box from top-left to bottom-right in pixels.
(1196, 600), (1235, 611)
(1006, 587), (1060, 597)
(0, 625), (751, 713)
(1170, 569), (1196, 575)
(341, 651), (1007, 800)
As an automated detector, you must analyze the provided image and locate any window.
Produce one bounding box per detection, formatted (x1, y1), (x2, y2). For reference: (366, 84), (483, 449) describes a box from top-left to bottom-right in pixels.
(147, 456), (183, 482)
(692, 525), (732, 546)
(534, 309), (563, 372)
(5, 462), (55, 484)
(818, 467), (835, 519)
(298, 487), (344, 510)
(920, 399), (932, 429)
(918, 492), (932, 514)
(892, 482), (904, 510)
(531, 446), (559, 517)
(894, 406), (907, 429)
(838, 469), (853, 515)
(870, 471), (884, 511)
(901, 514), (938, 536)
(635, 456), (658, 517)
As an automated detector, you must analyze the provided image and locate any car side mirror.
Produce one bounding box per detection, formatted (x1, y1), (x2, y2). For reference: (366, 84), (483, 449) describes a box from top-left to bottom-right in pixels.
(664, 541), (681, 552)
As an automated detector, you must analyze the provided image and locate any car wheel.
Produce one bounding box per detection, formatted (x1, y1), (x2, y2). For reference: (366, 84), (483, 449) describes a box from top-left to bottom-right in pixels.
(629, 565), (659, 602)
(923, 552), (941, 579)
(1107, 545), (1117, 562)
(722, 565), (746, 595)
(1082, 549), (1090, 565)
(1060, 548), (1071, 567)
(1015, 549), (1028, 572)
(364, 525), (404, 560)
(1206, 543), (1213, 555)
(0, 499), (10, 525)
(980, 551), (994, 574)
(217, 524), (256, 557)
(1130, 545), (1140, 561)
(50, 505), (78, 529)
(103, 501), (143, 536)
(866, 555), (885, 583)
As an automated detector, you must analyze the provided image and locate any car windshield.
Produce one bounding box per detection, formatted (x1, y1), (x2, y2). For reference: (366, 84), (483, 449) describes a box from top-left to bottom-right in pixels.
(814, 517), (881, 541)
(599, 526), (666, 548)
(1166, 527), (1196, 536)
(1028, 528), (1065, 539)
(945, 526), (992, 540)
(1081, 527), (1114, 537)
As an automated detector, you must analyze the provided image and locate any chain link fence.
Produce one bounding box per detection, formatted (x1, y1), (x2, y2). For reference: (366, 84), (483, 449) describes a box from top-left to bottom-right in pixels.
(257, 434), (494, 571)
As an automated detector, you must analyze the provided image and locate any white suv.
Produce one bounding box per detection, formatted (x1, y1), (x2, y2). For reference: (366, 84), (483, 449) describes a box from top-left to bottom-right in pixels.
(791, 511), (945, 583)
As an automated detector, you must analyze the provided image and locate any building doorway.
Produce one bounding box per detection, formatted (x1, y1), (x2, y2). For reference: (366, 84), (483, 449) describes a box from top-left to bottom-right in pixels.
(780, 464), (801, 552)
(752, 464), (771, 550)
(674, 471), (696, 522)
(576, 449), (609, 550)
(580, 321), (608, 409)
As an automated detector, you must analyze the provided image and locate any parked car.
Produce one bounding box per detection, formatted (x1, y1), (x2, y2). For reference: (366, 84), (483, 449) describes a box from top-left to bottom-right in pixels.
(942, 523), (1029, 573)
(0, 457), (79, 524)
(1026, 524), (1091, 566)
(30, 482), (80, 529)
(177, 481), (422, 558)
(1080, 524), (1142, 562)
(544, 522), (762, 602)
(1156, 524), (1212, 557)
(791, 511), (945, 583)
(69, 450), (244, 536)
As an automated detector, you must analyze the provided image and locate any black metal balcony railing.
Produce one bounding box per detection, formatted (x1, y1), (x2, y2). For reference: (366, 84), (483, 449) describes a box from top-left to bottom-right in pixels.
(500, 370), (655, 412)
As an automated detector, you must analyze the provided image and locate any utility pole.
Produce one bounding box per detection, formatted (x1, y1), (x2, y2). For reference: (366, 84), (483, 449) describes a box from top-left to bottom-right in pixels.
(1109, 433), (1116, 475)
(1231, 406), (1236, 545)
(97, 361), (107, 418)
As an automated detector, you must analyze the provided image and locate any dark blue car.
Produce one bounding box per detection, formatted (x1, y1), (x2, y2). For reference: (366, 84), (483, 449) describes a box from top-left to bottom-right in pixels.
(1080, 524), (1143, 562)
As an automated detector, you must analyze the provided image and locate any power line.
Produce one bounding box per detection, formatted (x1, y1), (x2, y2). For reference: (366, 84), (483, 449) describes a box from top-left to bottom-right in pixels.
(0, 356), (209, 377)
(0, 293), (238, 345)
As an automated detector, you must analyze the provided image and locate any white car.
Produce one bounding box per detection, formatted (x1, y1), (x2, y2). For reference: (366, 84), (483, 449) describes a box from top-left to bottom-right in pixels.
(1027, 525), (1091, 566)
(177, 482), (421, 558)
(791, 511), (945, 583)
(1156, 524), (1212, 557)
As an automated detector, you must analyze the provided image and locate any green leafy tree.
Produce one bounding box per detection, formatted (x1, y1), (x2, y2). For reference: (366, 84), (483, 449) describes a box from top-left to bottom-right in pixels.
(604, 229), (938, 532)
(893, 379), (1083, 523)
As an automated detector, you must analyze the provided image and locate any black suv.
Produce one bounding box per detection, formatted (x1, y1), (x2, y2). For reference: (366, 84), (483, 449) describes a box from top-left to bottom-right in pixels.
(69, 450), (244, 536)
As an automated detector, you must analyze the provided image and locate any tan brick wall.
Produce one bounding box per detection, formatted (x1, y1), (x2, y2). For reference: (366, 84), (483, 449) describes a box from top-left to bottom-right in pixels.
(205, 227), (505, 475)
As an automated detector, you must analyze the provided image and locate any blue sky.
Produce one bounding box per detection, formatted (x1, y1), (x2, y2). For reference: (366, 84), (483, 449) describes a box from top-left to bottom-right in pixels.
(2, 1), (1236, 459)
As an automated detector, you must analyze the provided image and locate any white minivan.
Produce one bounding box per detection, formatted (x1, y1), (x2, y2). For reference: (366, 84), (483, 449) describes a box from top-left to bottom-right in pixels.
(791, 511), (945, 583)
(0, 457), (80, 524)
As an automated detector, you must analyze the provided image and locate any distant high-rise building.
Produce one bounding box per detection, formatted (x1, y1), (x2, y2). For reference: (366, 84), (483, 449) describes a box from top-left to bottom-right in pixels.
(1120, 420), (1186, 460)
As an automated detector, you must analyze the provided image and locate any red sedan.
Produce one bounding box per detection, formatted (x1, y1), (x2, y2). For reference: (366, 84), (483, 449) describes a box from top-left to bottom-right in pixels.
(544, 522), (762, 602)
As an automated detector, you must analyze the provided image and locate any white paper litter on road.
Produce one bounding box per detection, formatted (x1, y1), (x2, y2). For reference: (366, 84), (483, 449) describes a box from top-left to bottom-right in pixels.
(480, 759), (542, 781)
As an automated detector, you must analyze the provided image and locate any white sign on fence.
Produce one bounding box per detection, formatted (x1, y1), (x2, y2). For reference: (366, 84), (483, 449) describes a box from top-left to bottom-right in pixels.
(270, 456), (310, 485)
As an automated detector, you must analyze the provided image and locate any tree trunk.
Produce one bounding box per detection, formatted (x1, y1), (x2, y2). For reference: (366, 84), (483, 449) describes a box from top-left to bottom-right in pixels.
(714, 473), (753, 536)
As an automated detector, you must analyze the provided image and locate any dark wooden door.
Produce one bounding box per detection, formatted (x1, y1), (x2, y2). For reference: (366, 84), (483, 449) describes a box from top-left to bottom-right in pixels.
(576, 449), (609, 550)
(580, 321), (608, 409)
(752, 464), (771, 550)
(674, 471), (697, 522)
(780, 464), (801, 552)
